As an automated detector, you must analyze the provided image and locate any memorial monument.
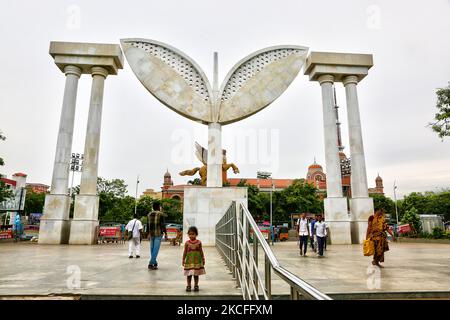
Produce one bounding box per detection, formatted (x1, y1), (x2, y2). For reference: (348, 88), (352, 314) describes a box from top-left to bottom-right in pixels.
(121, 38), (308, 244)
(39, 37), (375, 245)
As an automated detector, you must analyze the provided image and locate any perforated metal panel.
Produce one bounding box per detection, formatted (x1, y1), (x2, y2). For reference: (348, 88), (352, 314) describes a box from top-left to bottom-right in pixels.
(220, 49), (302, 102)
(130, 41), (210, 102)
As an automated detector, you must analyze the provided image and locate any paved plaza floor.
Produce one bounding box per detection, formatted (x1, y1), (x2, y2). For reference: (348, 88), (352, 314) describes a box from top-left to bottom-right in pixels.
(0, 241), (449, 299)
(270, 241), (450, 298)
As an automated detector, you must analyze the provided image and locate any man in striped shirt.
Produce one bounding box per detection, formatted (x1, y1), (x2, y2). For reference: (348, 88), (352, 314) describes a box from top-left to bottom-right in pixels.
(147, 202), (167, 270)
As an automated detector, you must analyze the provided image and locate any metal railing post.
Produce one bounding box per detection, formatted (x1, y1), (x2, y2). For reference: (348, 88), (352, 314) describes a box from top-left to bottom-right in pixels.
(253, 235), (258, 297)
(265, 255), (272, 300)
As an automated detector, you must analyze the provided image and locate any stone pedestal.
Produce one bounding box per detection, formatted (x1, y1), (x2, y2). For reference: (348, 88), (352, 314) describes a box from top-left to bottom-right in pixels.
(350, 197), (374, 244)
(69, 220), (99, 245)
(324, 197), (351, 244)
(183, 186), (247, 246)
(69, 194), (99, 244)
(39, 194), (71, 244)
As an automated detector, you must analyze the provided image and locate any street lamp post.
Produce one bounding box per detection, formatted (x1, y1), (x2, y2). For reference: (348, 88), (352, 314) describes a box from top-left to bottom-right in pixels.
(393, 180), (399, 232)
(134, 175), (140, 217)
(69, 153), (83, 198)
(257, 171), (274, 245)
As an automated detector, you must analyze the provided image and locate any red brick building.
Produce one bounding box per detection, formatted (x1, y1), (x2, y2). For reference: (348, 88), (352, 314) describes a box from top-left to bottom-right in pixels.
(161, 170), (186, 202)
(157, 160), (384, 203)
(26, 183), (50, 194)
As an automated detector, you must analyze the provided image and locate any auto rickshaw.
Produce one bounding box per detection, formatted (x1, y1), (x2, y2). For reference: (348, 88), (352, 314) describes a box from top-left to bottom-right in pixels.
(278, 226), (289, 241)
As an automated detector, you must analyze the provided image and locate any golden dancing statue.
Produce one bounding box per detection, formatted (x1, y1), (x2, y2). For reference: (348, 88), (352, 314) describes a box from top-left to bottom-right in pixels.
(180, 142), (239, 186)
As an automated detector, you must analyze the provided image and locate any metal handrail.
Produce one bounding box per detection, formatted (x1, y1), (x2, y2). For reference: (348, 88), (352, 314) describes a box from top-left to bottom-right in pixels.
(216, 200), (332, 300)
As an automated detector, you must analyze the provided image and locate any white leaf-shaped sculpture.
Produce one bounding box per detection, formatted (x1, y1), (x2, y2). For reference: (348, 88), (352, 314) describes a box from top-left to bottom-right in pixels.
(121, 39), (308, 126)
(218, 45), (308, 125)
(120, 38), (213, 124)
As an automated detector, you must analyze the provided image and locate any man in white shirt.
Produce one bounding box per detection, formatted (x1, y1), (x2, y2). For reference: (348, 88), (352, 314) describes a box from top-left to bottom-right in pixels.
(297, 213), (309, 256)
(314, 214), (328, 257)
(125, 217), (143, 258)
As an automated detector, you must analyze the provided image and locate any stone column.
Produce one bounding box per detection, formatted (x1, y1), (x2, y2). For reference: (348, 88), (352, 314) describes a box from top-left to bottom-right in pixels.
(70, 66), (108, 244)
(318, 74), (352, 244)
(39, 65), (82, 244)
(343, 75), (374, 244)
(207, 122), (223, 187)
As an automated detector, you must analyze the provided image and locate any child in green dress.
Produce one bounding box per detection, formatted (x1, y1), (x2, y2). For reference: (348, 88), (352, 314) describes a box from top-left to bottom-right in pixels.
(182, 226), (206, 292)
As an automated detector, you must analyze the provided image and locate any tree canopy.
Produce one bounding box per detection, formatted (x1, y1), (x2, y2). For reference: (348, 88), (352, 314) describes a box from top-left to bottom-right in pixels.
(241, 178), (323, 224)
(429, 86), (450, 139)
(24, 191), (46, 214)
(0, 131), (13, 202)
(370, 193), (396, 220)
(397, 190), (450, 223)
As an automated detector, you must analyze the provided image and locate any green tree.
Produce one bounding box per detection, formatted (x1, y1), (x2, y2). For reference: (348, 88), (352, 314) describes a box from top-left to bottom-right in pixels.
(370, 194), (396, 220)
(161, 198), (182, 223)
(136, 195), (154, 217)
(426, 190), (450, 222)
(101, 195), (135, 223)
(97, 177), (127, 197)
(188, 178), (202, 185)
(399, 192), (431, 219)
(24, 191), (46, 214)
(429, 86), (450, 139)
(401, 207), (422, 233)
(0, 131), (13, 202)
(0, 131), (5, 166)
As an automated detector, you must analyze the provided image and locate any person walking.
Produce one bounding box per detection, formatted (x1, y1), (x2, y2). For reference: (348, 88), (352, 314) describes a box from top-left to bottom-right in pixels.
(309, 216), (317, 252)
(182, 226), (206, 292)
(147, 202), (166, 270)
(297, 213), (309, 256)
(366, 208), (396, 268)
(314, 214), (327, 257)
(322, 216), (328, 251)
(125, 216), (143, 258)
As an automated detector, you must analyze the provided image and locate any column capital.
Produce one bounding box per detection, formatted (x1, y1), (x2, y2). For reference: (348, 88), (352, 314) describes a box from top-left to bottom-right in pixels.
(91, 66), (108, 78)
(64, 65), (82, 77)
(317, 74), (334, 85)
(342, 75), (359, 86)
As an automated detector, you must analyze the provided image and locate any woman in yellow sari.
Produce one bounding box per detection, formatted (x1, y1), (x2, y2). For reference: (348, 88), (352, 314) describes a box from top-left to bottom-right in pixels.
(366, 209), (396, 267)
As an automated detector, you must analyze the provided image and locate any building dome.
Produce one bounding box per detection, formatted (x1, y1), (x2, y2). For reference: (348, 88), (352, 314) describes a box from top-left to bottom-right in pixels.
(308, 159), (323, 170)
(164, 170), (171, 178)
(376, 174), (382, 182)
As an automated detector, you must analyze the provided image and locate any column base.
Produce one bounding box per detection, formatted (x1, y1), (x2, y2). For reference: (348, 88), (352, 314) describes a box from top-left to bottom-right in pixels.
(324, 197), (352, 244)
(70, 194), (99, 245)
(350, 197), (374, 244)
(69, 220), (99, 245)
(39, 219), (71, 244)
(38, 194), (71, 244)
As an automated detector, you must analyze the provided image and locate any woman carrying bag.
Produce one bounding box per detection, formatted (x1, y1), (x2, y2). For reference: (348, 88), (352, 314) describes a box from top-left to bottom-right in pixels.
(365, 208), (396, 268)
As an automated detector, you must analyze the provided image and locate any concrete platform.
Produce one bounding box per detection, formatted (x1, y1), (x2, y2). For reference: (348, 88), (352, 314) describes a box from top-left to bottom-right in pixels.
(269, 241), (450, 298)
(0, 241), (240, 299)
(0, 241), (449, 299)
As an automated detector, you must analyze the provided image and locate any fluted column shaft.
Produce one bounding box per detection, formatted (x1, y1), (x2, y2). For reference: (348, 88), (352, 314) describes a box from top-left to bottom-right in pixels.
(319, 74), (343, 198)
(51, 65), (82, 195)
(79, 67), (108, 195)
(343, 75), (369, 198)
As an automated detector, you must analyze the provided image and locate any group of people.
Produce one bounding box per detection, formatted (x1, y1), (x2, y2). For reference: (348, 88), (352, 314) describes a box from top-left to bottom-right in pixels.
(125, 202), (206, 291)
(297, 208), (396, 267)
(296, 213), (328, 257)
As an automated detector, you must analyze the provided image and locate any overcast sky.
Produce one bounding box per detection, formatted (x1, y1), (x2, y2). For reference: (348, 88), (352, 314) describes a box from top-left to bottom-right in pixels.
(1, 0), (449, 199)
